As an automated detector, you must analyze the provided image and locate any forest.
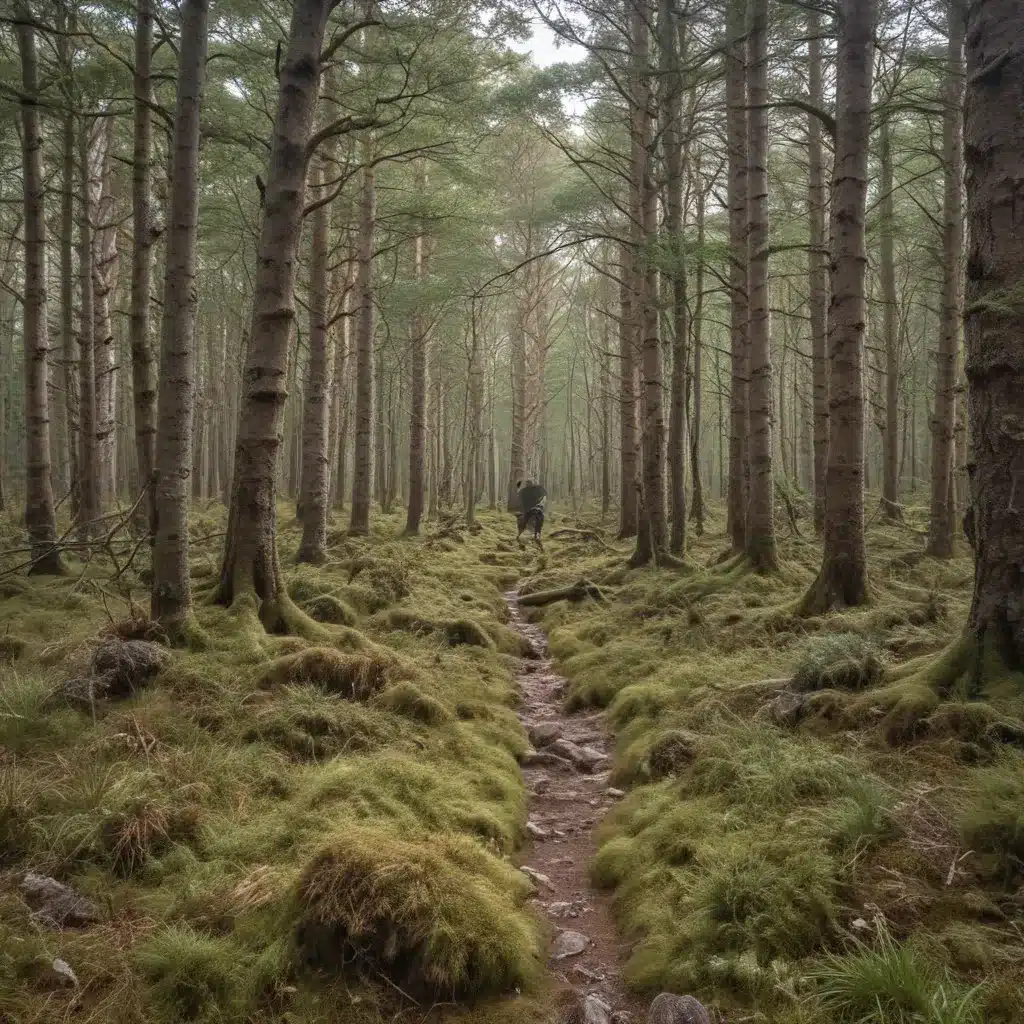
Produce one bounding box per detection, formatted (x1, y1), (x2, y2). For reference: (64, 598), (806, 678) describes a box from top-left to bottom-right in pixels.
(0, 0), (1022, 1021)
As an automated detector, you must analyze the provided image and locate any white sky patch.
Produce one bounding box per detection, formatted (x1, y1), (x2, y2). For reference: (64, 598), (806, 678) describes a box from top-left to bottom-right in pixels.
(509, 18), (588, 68)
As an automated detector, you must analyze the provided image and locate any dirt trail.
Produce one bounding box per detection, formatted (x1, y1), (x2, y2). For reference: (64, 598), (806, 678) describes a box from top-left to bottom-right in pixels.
(505, 591), (646, 1023)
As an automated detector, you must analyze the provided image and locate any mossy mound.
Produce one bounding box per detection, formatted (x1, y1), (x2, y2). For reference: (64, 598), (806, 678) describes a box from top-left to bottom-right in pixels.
(303, 593), (357, 626)
(296, 822), (540, 997)
(256, 645), (403, 700)
(382, 608), (493, 648)
(792, 632), (886, 692)
(376, 680), (452, 725)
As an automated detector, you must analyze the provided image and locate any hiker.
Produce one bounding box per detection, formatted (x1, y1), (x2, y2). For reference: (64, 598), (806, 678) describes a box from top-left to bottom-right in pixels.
(515, 479), (546, 549)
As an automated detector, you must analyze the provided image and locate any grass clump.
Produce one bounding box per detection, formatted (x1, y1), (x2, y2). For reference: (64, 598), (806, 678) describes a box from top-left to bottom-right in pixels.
(296, 822), (540, 997)
(792, 632), (886, 692)
(808, 926), (983, 1023)
(376, 679), (452, 725)
(135, 925), (248, 1021)
(958, 758), (1024, 885)
(256, 645), (402, 700)
(0, 634), (27, 662)
(304, 592), (357, 626)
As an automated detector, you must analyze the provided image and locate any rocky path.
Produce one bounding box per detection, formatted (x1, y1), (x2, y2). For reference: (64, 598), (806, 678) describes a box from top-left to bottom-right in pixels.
(506, 591), (646, 1024)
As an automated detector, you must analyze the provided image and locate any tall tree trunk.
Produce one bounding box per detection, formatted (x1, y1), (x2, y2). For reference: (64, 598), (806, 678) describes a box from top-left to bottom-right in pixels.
(631, 0), (667, 567)
(15, 3), (61, 573)
(348, 139), (376, 535)
(465, 303), (483, 527)
(959, 0), (1024, 679)
(297, 160), (332, 563)
(59, 20), (79, 524)
(151, 0), (208, 631)
(507, 306), (528, 510)
(726, 0), (749, 552)
(879, 118), (902, 520)
(131, 0), (157, 531)
(216, 0), (336, 629)
(801, 0), (874, 614)
(745, 0), (778, 572)
(927, 0), (964, 557)
(663, 0), (687, 557)
(77, 120), (100, 540)
(807, 10), (829, 534)
(600, 271), (612, 521)
(406, 159), (429, 533)
(92, 117), (119, 507)
(689, 176), (706, 534)
(617, 242), (639, 538)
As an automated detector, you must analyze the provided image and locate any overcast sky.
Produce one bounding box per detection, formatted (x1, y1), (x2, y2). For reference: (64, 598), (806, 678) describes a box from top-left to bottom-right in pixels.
(509, 18), (587, 68)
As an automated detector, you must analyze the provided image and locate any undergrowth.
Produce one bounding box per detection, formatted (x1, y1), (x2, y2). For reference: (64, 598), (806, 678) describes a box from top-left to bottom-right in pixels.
(528, 498), (1024, 1022)
(0, 507), (552, 1024)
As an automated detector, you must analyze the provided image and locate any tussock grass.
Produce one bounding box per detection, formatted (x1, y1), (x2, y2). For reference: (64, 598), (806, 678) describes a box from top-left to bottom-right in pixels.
(525, 498), (1024, 1017)
(296, 822), (541, 997)
(0, 506), (545, 1024)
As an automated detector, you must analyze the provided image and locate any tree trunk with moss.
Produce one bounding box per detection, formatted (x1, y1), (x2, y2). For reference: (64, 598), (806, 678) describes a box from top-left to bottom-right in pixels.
(927, 0), (964, 558)
(617, 240), (638, 538)
(801, 0), (874, 614)
(961, 0), (1024, 675)
(152, 0), (208, 631)
(726, 0), (749, 553)
(744, 0), (777, 572)
(15, 3), (62, 573)
(216, 0), (336, 628)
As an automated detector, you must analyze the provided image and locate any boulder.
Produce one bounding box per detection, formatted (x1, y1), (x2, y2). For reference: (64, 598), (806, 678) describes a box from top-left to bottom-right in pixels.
(20, 873), (100, 929)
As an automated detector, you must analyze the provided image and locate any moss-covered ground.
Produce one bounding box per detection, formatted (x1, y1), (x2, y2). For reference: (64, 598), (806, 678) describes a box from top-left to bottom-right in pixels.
(523, 501), (1024, 1024)
(0, 506), (552, 1024)
(3, 498), (1023, 1024)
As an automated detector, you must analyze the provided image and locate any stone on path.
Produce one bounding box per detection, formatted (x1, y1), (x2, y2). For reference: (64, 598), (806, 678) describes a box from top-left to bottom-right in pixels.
(607, 787), (626, 798)
(552, 929), (589, 960)
(527, 819), (550, 839)
(523, 749), (574, 769)
(646, 993), (712, 1024)
(529, 721), (562, 747)
(550, 738), (607, 772)
(583, 994), (612, 1024)
(520, 865), (553, 889)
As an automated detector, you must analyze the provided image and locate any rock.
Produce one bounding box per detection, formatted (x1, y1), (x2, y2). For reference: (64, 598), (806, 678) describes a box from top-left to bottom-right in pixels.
(527, 819), (550, 839)
(20, 873), (100, 929)
(529, 721), (562, 747)
(551, 929), (589, 960)
(612, 1013), (633, 1024)
(572, 963), (605, 982)
(90, 638), (170, 697)
(607, 787), (626, 798)
(519, 865), (553, 889)
(579, 745), (607, 767)
(533, 775), (551, 794)
(646, 993), (712, 1024)
(547, 900), (573, 917)
(523, 749), (574, 769)
(757, 690), (806, 727)
(49, 959), (78, 987)
(550, 738), (607, 772)
(583, 994), (612, 1024)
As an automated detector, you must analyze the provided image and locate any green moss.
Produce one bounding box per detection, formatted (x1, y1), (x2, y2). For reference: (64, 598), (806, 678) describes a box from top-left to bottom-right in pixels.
(376, 680), (452, 725)
(959, 758), (1024, 885)
(792, 632), (886, 692)
(304, 593), (357, 626)
(296, 822), (541, 997)
(256, 645), (404, 700)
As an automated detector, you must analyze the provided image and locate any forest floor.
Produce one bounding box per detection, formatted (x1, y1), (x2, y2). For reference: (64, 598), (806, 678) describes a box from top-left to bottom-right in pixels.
(0, 498), (1022, 1024)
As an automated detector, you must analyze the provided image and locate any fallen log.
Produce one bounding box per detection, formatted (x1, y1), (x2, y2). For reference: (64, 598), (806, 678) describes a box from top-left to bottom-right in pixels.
(518, 579), (605, 607)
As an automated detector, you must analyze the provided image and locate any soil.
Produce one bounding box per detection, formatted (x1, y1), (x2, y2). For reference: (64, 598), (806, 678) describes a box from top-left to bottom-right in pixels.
(506, 591), (648, 1022)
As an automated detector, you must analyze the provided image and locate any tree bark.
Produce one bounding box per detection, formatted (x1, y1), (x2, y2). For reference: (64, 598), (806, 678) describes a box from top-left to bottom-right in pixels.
(878, 117), (902, 521)
(406, 159), (429, 534)
(616, 241), (639, 540)
(663, 0), (687, 557)
(689, 174), (706, 535)
(59, 16), (79, 524)
(745, 0), (777, 572)
(631, 0), (667, 567)
(216, 0), (335, 629)
(927, 0), (964, 557)
(131, 0), (158, 532)
(961, 0), (1024, 676)
(801, 0), (874, 614)
(348, 138), (376, 535)
(807, 10), (829, 535)
(726, 0), (749, 553)
(15, 3), (62, 573)
(151, 0), (208, 631)
(297, 159), (333, 563)
(508, 302), (528, 510)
